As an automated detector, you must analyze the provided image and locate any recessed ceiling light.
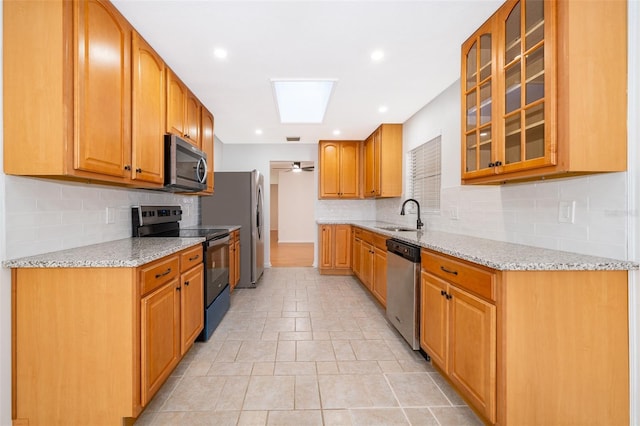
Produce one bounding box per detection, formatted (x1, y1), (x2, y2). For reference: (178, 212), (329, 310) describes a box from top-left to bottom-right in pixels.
(378, 105), (388, 113)
(213, 48), (227, 59)
(371, 50), (384, 61)
(333, 129), (341, 136)
(255, 129), (263, 135)
(271, 79), (336, 123)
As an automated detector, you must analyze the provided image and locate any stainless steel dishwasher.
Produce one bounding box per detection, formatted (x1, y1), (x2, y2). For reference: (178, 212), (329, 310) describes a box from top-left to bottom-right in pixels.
(386, 238), (421, 350)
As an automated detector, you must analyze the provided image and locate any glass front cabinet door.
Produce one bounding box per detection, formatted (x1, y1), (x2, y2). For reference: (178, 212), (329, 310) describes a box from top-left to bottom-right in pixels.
(499, 0), (556, 175)
(461, 18), (497, 180)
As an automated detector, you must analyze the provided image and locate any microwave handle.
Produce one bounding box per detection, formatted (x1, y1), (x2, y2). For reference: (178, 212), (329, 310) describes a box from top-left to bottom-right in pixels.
(196, 157), (207, 184)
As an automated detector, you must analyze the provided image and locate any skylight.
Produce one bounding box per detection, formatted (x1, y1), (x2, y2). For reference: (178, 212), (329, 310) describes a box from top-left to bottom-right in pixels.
(271, 80), (336, 123)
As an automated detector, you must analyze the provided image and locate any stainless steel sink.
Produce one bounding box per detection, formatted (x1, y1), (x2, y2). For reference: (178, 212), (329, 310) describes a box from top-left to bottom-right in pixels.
(376, 226), (418, 232)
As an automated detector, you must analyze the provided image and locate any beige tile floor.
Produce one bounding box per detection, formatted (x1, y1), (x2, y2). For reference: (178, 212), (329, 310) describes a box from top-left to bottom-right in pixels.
(135, 267), (483, 426)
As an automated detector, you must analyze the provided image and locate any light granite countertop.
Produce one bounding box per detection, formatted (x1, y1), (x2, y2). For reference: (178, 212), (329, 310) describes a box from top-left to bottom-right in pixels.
(3, 238), (205, 268)
(318, 220), (639, 271)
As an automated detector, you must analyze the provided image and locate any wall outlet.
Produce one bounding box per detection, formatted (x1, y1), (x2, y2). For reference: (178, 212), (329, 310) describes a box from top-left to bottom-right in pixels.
(106, 207), (116, 224)
(450, 207), (459, 220)
(558, 200), (575, 224)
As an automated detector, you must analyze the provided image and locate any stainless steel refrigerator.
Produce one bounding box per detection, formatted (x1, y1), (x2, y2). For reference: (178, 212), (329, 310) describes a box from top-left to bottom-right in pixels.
(200, 170), (265, 288)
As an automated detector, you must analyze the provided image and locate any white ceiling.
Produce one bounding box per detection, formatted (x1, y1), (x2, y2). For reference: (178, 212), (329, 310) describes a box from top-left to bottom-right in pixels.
(112, 0), (503, 145)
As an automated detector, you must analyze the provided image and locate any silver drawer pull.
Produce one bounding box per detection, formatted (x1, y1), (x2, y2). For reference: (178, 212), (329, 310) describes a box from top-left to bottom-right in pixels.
(155, 268), (172, 279)
(440, 266), (458, 276)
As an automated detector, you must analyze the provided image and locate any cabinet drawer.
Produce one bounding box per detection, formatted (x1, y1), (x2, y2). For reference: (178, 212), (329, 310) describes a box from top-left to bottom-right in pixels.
(372, 233), (387, 251)
(180, 245), (203, 273)
(360, 230), (372, 243)
(421, 250), (496, 302)
(141, 255), (180, 295)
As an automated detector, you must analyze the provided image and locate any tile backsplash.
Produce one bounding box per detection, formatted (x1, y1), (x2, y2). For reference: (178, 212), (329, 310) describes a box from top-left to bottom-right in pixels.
(4, 176), (199, 259)
(377, 172), (629, 260)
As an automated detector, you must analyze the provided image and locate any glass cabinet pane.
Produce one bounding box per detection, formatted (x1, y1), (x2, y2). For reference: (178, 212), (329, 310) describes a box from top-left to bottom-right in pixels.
(479, 127), (492, 169)
(525, 46), (544, 105)
(505, 64), (521, 114)
(505, 1), (521, 64)
(525, 0), (544, 49)
(466, 90), (477, 131)
(505, 114), (521, 164)
(525, 103), (544, 160)
(466, 133), (477, 172)
(480, 82), (492, 125)
(466, 42), (477, 90)
(480, 34), (492, 81)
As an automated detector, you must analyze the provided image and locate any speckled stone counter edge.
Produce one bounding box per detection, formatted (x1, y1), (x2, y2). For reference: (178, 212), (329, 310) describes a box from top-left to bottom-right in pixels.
(317, 220), (639, 272)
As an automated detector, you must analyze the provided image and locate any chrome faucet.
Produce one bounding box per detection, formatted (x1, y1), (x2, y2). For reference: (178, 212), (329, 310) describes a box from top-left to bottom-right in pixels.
(400, 198), (424, 230)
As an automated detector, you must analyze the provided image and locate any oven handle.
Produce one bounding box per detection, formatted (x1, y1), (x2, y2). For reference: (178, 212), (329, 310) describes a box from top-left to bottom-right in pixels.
(206, 235), (230, 249)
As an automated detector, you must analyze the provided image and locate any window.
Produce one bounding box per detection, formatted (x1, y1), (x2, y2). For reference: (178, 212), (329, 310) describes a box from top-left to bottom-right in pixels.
(408, 136), (441, 213)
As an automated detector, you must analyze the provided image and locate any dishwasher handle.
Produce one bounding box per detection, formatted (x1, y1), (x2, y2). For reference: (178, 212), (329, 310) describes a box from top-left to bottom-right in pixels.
(386, 239), (421, 263)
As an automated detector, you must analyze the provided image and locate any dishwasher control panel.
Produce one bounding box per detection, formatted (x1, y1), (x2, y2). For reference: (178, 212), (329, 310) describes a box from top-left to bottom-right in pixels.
(386, 239), (421, 262)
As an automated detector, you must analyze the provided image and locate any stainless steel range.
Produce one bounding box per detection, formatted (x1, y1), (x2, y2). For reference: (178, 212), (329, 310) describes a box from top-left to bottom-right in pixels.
(132, 205), (230, 341)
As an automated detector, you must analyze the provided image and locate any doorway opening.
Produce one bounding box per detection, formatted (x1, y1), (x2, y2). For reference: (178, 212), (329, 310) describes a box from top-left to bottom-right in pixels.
(270, 161), (315, 267)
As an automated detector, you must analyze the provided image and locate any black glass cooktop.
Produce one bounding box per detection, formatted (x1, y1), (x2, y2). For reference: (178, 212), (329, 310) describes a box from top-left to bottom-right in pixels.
(150, 227), (229, 240)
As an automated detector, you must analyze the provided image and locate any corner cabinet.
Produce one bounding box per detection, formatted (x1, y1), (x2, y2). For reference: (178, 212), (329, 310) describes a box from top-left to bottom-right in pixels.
(12, 245), (204, 425)
(420, 248), (630, 425)
(318, 224), (352, 274)
(363, 124), (403, 198)
(461, 0), (627, 184)
(318, 141), (361, 199)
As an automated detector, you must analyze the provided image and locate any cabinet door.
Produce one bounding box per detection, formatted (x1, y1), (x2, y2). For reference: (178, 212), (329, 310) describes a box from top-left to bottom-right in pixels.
(498, 0), (556, 174)
(131, 32), (164, 185)
(359, 241), (373, 290)
(166, 69), (186, 137)
(319, 225), (333, 268)
(319, 142), (341, 198)
(420, 272), (448, 370)
(141, 279), (180, 406)
(448, 285), (496, 423)
(352, 235), (361, 278)
(363, 135), (376, 197)
(184, 91), (201, 147)
(461, 19), (498, 180)
(333, 225), (352, 269)
(74, 0), (131, 178)
(234, 238), (241, 286)
(201, 108), (215, 193)
(339, 142), (360, 198)
(372, 246), (387, 307)
(181, 264), (204, 355)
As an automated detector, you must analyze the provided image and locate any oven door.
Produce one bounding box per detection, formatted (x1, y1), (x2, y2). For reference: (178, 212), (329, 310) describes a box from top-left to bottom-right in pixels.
(204, 234), (230, 306)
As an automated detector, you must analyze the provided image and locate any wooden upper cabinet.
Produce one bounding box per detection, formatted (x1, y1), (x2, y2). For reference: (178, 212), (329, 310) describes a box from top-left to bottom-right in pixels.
(363, 124), (402, 198)
(74, 0), (132, 178)
(318, 141), (361, 199)
(166, 70), (201, 148)
(462, 0), (627, 184)
(461, 18), (498, 180)
(200, 108), (215, 193)
(131, 32), (165, 184)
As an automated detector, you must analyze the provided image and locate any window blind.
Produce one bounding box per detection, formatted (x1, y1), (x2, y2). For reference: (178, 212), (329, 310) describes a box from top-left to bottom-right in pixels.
(408, 136), (441, 213)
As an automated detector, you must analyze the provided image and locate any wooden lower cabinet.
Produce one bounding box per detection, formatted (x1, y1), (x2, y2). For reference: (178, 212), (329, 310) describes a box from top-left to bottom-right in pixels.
(12, 245), (204, 425)
(318, 224), (352, 274)
(420, 248), (630, 425)
(349, 226), (387, 307)
(229, 230), (241, 291)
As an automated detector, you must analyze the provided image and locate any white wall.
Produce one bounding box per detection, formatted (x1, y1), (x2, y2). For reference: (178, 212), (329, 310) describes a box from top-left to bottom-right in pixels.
(277, 170), (315, 242)
(220, 143), (318, 265)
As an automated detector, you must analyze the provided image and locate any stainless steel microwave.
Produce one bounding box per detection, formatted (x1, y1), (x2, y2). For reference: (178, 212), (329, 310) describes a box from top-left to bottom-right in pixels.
(164, 134), (207, 192)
